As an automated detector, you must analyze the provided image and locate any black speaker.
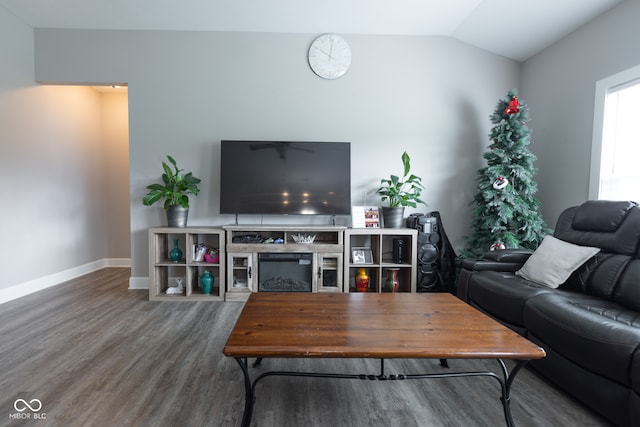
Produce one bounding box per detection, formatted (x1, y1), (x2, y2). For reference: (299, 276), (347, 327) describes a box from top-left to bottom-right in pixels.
(417, 231), (439, 292)
(393, 239), (405, 263)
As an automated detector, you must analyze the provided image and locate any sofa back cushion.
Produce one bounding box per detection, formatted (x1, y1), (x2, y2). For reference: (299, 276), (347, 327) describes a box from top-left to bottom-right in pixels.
(614, 259), (640, 312)
(572, 200), (636, 232)
(554, 201), (640, 311)
(555, 200), (640, 256)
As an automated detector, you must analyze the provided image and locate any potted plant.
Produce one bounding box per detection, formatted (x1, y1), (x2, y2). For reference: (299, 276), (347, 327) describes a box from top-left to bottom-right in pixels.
(376, 151), (427, 228)
(142, 155), (201, 227)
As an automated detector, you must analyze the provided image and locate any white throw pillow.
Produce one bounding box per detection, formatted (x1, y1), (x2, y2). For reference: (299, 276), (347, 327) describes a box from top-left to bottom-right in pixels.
(515, 235), (600, 288)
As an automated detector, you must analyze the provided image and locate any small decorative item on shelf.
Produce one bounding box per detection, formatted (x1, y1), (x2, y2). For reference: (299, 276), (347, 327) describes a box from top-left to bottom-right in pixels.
(351, 206), (380, 228)
(169, 239), (183, 262)
(166, 277), (184, 295)
(351, 247), (373, 264)
(383, 268), (400, 292)
(200, 271), (214, 295)
(204, 248), (220, 263)
(355, 268), (370, 292)
(232, 278), (247, 288)
(194, 244), (208, 261)
(291, 233), (316, 243)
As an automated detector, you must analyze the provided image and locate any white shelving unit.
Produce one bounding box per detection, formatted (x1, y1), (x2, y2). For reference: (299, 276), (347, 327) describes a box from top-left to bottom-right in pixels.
(344, 228), (417, 293)
(148, 227), (225, 301)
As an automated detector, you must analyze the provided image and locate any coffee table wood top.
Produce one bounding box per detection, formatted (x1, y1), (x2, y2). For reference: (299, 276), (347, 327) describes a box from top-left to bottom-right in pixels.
(223, 293), (545, 360)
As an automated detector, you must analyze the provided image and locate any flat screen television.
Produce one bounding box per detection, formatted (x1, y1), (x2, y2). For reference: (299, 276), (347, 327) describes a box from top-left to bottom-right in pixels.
(220, 140), (351, 215)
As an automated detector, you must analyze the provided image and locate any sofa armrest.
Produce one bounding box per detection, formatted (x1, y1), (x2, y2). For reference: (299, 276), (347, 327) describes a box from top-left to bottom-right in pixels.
(461, 249), (533, 271)
(482, 248), (534, 265)
(456, 249), (533, 302)
(460, 259), (523, 272)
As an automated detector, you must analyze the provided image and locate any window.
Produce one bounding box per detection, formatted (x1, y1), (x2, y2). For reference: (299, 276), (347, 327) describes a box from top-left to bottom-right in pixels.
(599, 79), (640, 200)
(590, 65), (640, 202)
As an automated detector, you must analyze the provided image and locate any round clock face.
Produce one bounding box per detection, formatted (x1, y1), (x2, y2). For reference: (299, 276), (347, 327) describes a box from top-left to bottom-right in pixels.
(308, 34), (352, 80)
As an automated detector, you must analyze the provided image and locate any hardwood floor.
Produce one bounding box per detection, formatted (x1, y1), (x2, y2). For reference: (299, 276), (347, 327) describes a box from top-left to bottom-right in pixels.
(0, 268), (611, 427)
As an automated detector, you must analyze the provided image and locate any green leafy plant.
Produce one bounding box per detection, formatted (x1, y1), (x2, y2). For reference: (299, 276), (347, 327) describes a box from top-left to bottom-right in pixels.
(142, 155), (201, 209)
(376, 151), (427, 208)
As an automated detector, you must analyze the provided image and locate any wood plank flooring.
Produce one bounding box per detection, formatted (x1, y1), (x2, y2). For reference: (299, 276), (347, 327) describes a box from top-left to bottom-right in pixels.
(0, 268), (611, 427)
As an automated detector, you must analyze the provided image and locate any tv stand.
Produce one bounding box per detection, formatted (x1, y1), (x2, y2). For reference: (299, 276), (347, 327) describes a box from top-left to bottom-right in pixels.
(224, 225), (345, 301)
(147, 225), (419, 302)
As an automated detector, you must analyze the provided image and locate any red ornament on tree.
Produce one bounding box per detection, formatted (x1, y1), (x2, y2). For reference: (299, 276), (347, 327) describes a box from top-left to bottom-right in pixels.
(504, 96), (519, 114)
(490, 241), (506, 251)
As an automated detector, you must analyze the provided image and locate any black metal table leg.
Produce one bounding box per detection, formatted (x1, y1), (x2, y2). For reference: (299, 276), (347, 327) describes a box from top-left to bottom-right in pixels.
(231, 357), (529, 427)
(234, 358), (255, 427)
(498, 359), (529, 427)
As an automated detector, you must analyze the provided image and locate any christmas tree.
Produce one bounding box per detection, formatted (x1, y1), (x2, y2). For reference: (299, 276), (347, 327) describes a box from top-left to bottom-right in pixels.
(463, 89), (549, 259)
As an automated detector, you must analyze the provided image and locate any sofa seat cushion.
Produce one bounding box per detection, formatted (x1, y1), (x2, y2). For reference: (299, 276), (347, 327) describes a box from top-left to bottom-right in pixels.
(524, 292), (640, 387)
(467, 271), (553, 327)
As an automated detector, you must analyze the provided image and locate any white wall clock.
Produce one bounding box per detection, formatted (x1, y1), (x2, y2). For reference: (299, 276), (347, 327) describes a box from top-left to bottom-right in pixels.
(308, 34), (352, 80)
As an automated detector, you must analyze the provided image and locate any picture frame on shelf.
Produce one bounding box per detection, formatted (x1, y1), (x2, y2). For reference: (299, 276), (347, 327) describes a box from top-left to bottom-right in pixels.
(352, 247), (373, 264)
(351, 206), (380, 228)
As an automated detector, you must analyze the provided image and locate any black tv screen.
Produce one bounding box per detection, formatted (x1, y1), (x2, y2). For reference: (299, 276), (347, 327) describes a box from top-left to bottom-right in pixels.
(220, 141), (351, 215)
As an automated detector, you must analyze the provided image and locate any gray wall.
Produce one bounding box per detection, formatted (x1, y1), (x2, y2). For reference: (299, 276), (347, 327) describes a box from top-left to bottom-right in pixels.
(101, 92), (131, 257)
(33, 29), (521, 284)
(0, 7), (128, 293)
(521, 0), (640, 224)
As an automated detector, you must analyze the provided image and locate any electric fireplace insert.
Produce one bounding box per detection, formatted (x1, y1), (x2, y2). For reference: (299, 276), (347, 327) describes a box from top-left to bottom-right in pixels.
(258, 253), (313, 292)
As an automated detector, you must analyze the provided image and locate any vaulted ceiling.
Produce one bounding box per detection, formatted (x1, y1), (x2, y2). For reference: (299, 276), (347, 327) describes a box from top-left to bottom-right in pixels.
(0, 0), (624, 61)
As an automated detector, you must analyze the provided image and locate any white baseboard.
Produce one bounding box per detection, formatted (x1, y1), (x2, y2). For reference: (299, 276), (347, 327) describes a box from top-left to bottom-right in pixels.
(128, 277), (150, 290)
(108, 258), (132, 268)
(0, 258), (131, 305)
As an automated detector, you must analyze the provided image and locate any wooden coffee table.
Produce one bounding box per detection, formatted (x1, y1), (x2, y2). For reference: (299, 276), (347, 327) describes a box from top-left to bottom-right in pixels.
(223, 292), (545, 427)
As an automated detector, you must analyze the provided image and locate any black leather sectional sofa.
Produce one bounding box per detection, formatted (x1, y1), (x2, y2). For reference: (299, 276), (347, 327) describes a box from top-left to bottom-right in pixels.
(457, 200), (640, 426)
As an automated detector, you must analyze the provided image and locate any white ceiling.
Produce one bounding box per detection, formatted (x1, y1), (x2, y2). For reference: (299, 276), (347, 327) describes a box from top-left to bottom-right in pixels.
(0, 0), (624, 61)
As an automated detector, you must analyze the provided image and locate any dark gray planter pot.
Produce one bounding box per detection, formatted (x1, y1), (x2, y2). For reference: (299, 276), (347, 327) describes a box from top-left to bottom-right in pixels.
(381, 206), (405, 228)
(167, 205), (189, 227)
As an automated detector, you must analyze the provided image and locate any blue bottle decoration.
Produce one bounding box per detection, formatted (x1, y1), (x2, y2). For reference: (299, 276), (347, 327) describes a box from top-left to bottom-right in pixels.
(200, 271), (214, 295)
(169, 239), (182, 263)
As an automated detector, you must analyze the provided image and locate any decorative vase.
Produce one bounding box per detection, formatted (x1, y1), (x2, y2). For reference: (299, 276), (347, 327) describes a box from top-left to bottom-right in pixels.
(383, 268), (400, 292)
(355, 268), (369, 292)
(169, 239), (183, 263)
(382, 206), (405, 228)
(200, 271), (214, 295)
(167, 205), (189, 227)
